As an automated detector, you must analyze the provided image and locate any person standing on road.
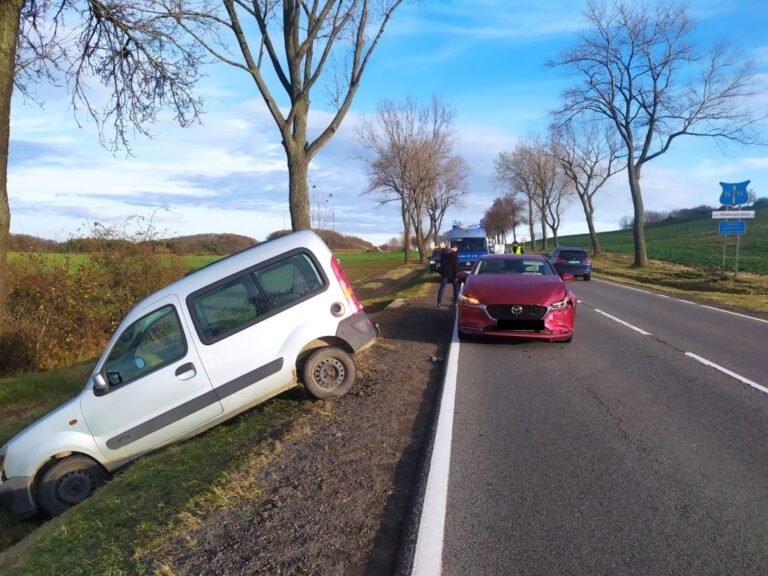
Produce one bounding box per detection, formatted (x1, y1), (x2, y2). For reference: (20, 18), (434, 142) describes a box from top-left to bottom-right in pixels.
(437, 245), (459, 307)
(510, 241), (524, 254)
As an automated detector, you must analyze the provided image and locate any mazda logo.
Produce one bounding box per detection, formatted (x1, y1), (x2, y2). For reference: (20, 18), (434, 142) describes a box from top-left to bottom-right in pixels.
(511, 305), (523, 315)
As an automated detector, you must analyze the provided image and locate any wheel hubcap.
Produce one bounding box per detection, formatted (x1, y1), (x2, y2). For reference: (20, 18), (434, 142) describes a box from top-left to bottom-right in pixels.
(56, 470), (95, 505)
(313, 357), (346, 389)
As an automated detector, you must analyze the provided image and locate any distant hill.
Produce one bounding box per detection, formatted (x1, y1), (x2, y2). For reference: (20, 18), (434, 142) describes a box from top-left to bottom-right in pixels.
(555, 205), (768, 275)
(266, 229), (375, 251)
(9, 229), (376, 255)
(162, 233), (258, 255)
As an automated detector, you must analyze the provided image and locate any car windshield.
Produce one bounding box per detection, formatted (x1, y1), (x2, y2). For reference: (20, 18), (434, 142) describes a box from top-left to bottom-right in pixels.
(450, 238), (486, 252)
(476, 259), (555, 276)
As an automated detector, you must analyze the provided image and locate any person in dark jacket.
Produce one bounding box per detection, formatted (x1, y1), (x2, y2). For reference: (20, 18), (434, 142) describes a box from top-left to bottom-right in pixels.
(437, 245), (459, 306)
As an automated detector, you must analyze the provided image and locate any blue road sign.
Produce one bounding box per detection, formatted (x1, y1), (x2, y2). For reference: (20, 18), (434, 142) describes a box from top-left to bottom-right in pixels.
(719, 181), (750, 206)
(719, 220), (746, 235)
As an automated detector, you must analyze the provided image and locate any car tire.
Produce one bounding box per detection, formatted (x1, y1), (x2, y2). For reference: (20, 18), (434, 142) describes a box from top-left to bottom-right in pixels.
(302, 347), (357, 400)
(37, 455), (109, 517)
(583, 274), (591, 281)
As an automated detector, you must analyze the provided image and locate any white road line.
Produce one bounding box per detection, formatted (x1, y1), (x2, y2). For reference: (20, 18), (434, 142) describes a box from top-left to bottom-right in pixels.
(699, 304), (768, 325)
(593, 279), (651, 295)
(594, 309), (652, 336)
(411, 314), (460, 575)
(594, 279), (768, 324)
(684, 352), (768, 394)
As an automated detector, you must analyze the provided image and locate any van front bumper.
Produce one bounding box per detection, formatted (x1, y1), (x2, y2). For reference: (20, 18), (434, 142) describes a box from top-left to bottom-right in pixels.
(0, 475), (37, 518)
(336, 311), (378, 352)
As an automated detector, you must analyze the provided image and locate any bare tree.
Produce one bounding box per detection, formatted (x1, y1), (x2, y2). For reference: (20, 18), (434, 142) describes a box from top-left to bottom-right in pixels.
(0, 1), (24, 322)
(481, 193), (525, 245)
(549, 118), (624, 254)
(553, 0), (763, 266)
(358, 96), (466, 264)
(528, 141), (571, 249)
(2, 0), (204, 322)
(493, 147), (537, 249)
(171, 0), (403, 231)
(425, 155), (469, 248)
(495, 138), (571, 251)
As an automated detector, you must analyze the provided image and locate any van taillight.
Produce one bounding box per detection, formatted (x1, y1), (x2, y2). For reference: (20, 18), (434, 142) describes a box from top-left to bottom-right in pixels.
(556, 258), (567, 264)
(583, 258), (591, 265)
(331, 256), (362, 313)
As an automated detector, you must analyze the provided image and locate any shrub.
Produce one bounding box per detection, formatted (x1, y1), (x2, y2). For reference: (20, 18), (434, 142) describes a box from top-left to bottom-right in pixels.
(0, 246), (188, 375)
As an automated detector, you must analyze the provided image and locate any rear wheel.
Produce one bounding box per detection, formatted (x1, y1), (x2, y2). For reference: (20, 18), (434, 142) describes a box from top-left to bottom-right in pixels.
(37, 456), (109, 517)
(302, 347), (357, 400)
(583, 273), (591, 281)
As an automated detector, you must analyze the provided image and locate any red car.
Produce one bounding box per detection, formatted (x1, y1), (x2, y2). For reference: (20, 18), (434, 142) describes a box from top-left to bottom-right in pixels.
(458, 254), (576, 342)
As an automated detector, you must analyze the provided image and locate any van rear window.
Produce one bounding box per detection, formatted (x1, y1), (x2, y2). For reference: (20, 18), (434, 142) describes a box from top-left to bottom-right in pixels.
(190, 252), (325, 344)
(254, 253), (323, 308)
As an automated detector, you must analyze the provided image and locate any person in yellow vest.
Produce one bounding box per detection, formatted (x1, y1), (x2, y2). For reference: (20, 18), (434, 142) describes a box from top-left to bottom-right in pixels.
(510, 241), (524, 254)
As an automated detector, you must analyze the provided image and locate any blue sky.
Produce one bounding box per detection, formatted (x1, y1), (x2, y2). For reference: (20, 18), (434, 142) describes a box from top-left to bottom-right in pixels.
(8, 0), (768, 246)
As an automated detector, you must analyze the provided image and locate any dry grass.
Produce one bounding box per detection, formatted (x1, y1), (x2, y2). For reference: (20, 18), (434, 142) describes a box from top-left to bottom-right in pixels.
(592, 253), (768, 315)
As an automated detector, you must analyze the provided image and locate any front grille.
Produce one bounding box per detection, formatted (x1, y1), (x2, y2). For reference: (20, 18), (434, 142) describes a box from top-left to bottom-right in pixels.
(496, 319), (546, 331)
(486, 304), (547, 321)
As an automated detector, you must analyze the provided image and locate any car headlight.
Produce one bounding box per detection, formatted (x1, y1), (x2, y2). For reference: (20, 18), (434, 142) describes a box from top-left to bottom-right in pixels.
(549, 297), (569, 310)
(459, 293), (481, 306)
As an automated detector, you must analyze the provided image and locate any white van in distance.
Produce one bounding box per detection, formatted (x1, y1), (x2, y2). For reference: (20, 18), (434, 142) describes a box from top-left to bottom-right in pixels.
(0, 231), (377, 518)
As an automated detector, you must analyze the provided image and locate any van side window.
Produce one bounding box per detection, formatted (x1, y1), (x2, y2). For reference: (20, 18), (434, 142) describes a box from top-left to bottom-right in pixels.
(104, 305), (186, 386)
(190, 251), (326, 344)
(193, 276), (267, 341)
(254, 253), (324, 308)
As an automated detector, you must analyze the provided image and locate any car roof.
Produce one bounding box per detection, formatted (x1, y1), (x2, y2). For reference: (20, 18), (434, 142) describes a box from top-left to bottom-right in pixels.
(555, 246), (587, 251)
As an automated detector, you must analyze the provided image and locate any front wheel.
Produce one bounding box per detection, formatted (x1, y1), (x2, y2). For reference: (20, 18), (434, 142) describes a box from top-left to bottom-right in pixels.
(37, 456), (109, 517)
(302, 347), (357, 400)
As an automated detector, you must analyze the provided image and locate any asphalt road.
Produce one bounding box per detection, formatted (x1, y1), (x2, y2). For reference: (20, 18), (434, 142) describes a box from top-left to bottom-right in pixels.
(441, 279), (768, 575)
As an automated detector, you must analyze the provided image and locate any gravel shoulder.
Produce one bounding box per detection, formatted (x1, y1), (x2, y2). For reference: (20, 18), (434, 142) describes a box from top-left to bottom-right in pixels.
(142, 277), (451, 575)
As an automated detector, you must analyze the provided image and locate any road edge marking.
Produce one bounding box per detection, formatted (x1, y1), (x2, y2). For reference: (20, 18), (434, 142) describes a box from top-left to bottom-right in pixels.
(593, 309), (652, 336)
(684, 352), (768, 394)
(411, 313), (460, 576)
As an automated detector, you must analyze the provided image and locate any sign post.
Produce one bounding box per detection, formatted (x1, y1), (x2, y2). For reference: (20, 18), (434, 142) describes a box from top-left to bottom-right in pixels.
(715, 181), (753, 279)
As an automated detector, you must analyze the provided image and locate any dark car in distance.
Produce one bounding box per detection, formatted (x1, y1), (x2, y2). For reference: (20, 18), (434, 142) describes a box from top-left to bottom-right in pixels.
(549, 246), (592, 281)
(429, 249), (443, 273)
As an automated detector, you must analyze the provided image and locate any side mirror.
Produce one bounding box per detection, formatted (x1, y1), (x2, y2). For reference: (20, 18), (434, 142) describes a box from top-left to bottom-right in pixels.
(92, 373), (108, 391)
(457, 271), (468, 282)
(561, 273), (574, 282)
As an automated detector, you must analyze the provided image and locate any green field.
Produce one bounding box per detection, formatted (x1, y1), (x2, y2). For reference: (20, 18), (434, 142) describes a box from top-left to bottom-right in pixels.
(556, 205), (768, 275)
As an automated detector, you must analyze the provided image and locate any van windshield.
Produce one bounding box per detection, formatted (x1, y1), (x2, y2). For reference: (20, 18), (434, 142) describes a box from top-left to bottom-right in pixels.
(450, 238), (487, 252)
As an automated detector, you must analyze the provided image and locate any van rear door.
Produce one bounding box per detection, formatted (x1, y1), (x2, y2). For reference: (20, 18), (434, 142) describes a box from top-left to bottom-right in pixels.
(81, 295), (223, 463)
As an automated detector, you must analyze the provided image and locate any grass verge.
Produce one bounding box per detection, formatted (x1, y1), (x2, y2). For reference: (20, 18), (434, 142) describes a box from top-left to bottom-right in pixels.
(592, 252), (768, 315)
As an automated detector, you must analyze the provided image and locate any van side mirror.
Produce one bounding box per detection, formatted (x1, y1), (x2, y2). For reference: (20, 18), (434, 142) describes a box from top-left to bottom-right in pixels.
(92, 373), (108, 391)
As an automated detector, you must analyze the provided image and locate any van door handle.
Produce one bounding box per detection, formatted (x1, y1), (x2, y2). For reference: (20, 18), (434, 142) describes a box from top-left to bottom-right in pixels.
(175, 362), (197, 381)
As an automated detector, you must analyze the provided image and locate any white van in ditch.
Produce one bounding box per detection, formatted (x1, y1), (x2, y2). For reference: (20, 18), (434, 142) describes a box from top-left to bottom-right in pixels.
(0, 230), (377, 518)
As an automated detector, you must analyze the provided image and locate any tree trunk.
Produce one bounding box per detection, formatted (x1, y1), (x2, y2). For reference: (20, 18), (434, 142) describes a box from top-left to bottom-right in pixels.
(627, 164), (648, 266)
(540, 219), (548, 252)
(287, 149), (311, 230)
(580, 193), (601, 255)
(401, 204), (411, 264)
(0, 0), (23, 323)
(527, 196), (535, 251)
